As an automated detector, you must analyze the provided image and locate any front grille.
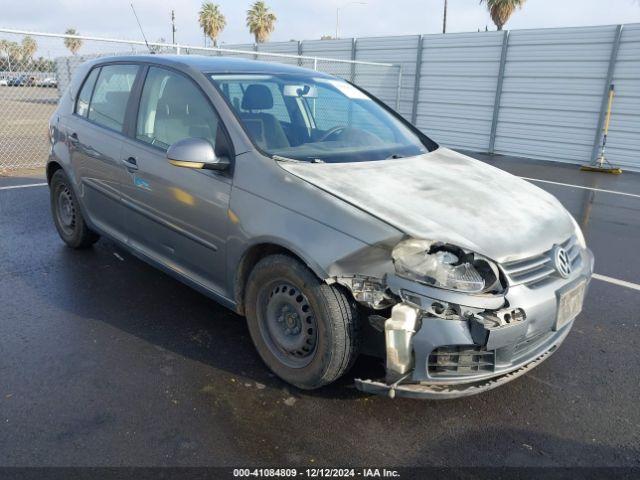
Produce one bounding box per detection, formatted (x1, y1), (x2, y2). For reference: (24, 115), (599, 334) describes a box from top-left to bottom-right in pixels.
(428, 345), (495, 377)
(501, 236), (582, 287)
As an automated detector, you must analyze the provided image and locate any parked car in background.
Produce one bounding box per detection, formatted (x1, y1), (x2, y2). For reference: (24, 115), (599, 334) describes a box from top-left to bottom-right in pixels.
(0, 78), (7, 86)
(37, 77), (58, 88)
(7, 75), (36, 86)
(47, 55), (594, 399)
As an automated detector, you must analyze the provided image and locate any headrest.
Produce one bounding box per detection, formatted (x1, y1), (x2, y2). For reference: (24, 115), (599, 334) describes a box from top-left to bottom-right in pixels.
(161, 77), (185, 101)
(241, 84), (273, 110)
(158, 77), (206, 116)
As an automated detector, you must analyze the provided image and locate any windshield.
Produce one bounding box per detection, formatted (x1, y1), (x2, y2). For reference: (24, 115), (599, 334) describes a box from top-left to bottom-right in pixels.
(209, 73), (431, 163)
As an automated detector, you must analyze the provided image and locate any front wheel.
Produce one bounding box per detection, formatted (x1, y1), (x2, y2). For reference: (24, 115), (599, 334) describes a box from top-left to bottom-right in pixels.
(245, 254), (360, 390)
(50, 169), (99, 249)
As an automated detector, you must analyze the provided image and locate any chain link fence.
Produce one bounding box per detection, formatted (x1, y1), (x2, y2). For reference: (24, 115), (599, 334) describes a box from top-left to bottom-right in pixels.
(0, 29), (401, 171)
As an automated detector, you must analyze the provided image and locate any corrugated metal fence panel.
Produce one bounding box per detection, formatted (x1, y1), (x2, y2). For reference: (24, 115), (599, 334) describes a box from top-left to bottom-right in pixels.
(493, 25), (618, 164)
(223, 43), (254, 53)
(301, 38), (353, 60)
(415, 31), (504, 152)
(257, 41), (300, 65)
(213, 26), (640, 170)
(354, 35), (419, 118)
(224, 43), (254, 49)
(300, 39), (354, 80)
(608, 24), (640, 170)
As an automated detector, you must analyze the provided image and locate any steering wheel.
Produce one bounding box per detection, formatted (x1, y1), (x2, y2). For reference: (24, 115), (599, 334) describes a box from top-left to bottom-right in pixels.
(319, 126), (349, 143)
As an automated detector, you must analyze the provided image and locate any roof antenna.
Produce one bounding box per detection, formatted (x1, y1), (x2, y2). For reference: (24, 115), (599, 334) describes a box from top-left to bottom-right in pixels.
(130, 2), (152, 53)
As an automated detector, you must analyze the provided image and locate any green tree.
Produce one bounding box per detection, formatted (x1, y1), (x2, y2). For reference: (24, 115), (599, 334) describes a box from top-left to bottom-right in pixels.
(0, 40), (22, 71)
(480, 0), (526, 30)
(246, 1), (277, 43)
(64, 28), (83, 55)
(21, 36), (38, 63)
(198, 2), (226, 47)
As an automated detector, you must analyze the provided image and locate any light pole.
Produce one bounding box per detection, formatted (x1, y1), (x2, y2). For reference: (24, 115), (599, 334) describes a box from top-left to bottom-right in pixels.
(336, 2), (367, 39)
(443, 0), (448, 34)
(171, 9), (176, 45)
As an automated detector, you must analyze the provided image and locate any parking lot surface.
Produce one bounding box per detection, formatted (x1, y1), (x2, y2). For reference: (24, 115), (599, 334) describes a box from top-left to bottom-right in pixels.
(1, 154), (639, 467)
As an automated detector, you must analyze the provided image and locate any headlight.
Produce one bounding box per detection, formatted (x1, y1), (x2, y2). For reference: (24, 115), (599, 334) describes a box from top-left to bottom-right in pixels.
(391, 239), (500, 293)
(569, 215), (586, 248)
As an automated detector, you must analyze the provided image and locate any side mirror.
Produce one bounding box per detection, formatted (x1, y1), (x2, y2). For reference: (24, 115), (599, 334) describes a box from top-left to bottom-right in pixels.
(167, 138), (230, 171)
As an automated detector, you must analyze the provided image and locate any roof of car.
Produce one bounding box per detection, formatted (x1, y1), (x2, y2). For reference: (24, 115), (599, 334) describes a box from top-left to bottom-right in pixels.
(91, 54), (334, 78)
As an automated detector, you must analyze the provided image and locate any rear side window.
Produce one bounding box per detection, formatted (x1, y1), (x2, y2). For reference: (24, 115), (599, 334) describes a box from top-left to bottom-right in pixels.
(75, 68), (100, 117)
(87, 65), (139, 132)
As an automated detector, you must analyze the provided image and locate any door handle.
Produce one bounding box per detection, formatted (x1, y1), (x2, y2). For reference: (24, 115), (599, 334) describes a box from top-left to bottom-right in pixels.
(123, 156), (138, 170)
(68, 132), (79, 145)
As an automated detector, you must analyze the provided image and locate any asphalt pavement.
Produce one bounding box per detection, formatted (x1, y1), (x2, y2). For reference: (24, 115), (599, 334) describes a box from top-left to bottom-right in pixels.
(0, 154), (638, 467)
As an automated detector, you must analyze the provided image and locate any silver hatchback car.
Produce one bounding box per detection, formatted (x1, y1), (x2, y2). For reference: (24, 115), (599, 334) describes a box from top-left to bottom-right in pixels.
(48, 55), (594, 399)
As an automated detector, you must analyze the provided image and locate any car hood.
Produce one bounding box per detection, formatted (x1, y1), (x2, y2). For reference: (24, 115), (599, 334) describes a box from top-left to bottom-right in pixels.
(279, 148), (575, 263)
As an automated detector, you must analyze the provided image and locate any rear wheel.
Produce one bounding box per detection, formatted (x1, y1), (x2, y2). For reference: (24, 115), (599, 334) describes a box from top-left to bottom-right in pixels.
(50, 169), (99, 249)
(245, 254), (360, 390)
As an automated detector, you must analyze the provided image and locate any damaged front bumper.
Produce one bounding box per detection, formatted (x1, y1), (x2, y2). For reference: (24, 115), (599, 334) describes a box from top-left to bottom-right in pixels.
(354, 248), (594, 399)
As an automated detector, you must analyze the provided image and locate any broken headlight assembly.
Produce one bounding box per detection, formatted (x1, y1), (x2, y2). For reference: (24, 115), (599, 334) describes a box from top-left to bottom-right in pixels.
(338, 276), (393, 309)
(391, 239), (503, 294)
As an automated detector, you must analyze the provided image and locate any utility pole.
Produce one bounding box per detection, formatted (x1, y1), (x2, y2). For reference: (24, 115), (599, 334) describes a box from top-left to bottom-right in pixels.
(171, 9), (176, 44)
(442, 0), (448, 34)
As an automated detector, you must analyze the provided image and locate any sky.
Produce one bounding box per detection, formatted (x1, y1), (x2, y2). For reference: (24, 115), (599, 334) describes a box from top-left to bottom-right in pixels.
(1, 0), (640, 51)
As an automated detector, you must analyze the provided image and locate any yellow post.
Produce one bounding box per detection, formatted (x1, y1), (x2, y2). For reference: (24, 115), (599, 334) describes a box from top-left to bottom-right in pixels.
(580, 84), (623, 174)
(603, 86), (615, 137)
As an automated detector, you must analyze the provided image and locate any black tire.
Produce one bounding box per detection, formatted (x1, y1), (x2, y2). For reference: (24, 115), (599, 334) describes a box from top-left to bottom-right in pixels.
(245, 254), (360, 390)
(50, 169), (99, 249)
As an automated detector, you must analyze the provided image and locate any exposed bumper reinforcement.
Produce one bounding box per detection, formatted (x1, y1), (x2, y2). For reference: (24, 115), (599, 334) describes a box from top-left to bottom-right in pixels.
(355, 344), (558, 400)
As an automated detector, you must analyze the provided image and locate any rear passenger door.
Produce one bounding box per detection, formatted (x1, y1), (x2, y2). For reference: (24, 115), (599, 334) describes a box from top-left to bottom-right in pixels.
(119, 66), (232, 297)
(67, 63), (140, 242)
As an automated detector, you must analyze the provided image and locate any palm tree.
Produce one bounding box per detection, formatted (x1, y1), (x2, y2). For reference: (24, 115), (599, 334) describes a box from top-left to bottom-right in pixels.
(198, 2), (226, 47)
(21, 36), (38, 63)
(64, 28), (83, 55)
(246, 1), (277, 43)
(480, 0), (526, 31)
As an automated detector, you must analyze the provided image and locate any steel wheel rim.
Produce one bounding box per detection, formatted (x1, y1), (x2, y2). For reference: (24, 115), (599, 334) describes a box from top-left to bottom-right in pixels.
(257, 280), (318, 369)
(56, 186), (76, 236)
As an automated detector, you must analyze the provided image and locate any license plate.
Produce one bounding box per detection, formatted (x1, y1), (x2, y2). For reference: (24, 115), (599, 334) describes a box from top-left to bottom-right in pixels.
(555, 280), (586, 330)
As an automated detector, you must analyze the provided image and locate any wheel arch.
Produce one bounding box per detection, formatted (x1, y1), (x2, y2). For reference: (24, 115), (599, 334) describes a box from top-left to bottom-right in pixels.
(233, 241), (329, 316)
(46, 160), (64, 184)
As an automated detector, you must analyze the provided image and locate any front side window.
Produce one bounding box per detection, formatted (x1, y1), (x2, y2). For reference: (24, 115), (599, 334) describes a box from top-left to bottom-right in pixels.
(136, 67), (220, 151)
(87, 64), (139, 131)
(210, 74), (430, 163)
(75, 67), (100, 117)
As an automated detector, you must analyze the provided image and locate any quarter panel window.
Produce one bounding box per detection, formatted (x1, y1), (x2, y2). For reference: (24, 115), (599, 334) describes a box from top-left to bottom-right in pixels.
(136, 67), (220, 151)
(87, 64), (139, 131)
(75, 68), (100, 117)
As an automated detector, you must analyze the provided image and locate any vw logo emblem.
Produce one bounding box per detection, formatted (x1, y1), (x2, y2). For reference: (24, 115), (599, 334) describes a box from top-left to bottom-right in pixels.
(553, 247), (572, 278)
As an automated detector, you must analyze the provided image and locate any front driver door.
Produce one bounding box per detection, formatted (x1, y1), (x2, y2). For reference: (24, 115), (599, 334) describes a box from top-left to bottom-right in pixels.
(119, 66), (232, 297)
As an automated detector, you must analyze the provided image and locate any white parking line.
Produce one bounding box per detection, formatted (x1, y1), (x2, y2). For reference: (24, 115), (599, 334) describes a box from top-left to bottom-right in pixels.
(0, 182), (47, 191)
(1, 178), (639, 293)
(520, 177), (640, 199)
(592, 273), (640, 292)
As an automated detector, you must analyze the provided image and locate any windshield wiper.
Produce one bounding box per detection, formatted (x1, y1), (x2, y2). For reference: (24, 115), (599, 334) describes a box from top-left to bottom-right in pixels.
(273, 155), (325, 164)
(272, 155), (303, 163)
